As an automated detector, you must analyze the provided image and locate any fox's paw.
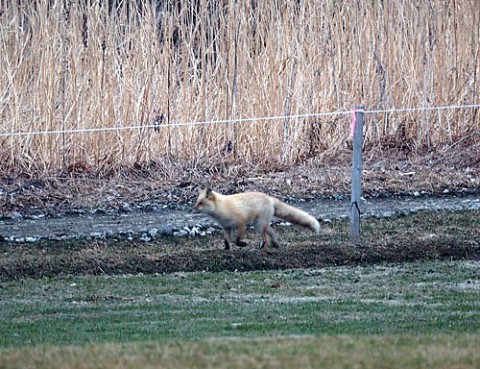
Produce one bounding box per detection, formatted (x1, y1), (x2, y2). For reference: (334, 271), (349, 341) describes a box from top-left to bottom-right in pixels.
(236, 240), (248, 248)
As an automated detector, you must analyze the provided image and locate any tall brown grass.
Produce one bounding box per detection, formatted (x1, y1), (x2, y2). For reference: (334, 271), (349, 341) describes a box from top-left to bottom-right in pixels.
(0, 0), (479, 174)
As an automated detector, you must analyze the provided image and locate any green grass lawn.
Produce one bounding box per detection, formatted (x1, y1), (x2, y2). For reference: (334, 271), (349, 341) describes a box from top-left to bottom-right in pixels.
(1, 260), (479, 367)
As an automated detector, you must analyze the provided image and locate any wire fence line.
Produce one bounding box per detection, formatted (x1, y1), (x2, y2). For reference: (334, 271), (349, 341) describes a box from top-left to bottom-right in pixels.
(1, 103), (479, 138)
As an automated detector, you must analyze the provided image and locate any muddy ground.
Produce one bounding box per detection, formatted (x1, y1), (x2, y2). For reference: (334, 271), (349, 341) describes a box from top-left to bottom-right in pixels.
(1, 209), (479, 281)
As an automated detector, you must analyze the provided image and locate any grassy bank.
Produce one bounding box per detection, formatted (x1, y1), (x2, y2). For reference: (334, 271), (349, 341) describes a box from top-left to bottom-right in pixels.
(1, 259), (479, 348)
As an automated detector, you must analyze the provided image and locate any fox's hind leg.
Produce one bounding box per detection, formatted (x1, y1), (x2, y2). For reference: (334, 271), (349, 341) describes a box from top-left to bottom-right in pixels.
(266, 225), (280, 248)
(259, 225), (280, 249)
(257, 209), (277, 250)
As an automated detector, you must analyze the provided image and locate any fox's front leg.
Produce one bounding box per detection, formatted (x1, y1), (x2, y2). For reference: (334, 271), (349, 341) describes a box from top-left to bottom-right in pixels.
(223, 227), (233, 250)
(235, 223), (248, 247)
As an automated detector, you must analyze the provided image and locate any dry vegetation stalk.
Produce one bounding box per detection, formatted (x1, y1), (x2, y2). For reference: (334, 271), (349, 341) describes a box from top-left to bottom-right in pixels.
(0, 0), (479, 174)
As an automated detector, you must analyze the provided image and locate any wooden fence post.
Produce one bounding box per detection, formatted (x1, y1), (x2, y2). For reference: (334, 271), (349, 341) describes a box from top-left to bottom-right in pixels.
(350, 106), (365, 241)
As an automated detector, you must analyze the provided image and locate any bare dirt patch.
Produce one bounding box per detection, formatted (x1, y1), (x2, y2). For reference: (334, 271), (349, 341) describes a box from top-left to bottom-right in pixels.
(1, 211), (478, 281)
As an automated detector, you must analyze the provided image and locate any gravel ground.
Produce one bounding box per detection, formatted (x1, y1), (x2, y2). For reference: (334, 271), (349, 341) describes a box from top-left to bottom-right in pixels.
(1, 193), (479, 243)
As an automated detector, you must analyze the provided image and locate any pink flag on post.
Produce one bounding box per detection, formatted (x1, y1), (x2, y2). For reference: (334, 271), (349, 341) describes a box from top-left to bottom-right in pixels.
(350, 107), (357, 139)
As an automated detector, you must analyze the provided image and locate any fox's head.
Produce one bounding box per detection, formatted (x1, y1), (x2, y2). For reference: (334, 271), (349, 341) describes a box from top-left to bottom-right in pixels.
(192, 187), (216, 214)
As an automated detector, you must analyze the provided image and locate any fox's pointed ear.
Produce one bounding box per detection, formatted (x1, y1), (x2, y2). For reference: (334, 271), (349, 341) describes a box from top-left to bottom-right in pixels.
(198, 184), (213, 198)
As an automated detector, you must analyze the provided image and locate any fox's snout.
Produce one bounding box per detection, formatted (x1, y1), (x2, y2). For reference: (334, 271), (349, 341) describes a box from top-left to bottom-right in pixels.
(191, 201), (204, 213)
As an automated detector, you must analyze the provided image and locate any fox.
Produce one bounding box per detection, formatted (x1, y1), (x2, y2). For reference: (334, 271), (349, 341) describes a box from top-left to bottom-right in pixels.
(192, 187), (320, 250)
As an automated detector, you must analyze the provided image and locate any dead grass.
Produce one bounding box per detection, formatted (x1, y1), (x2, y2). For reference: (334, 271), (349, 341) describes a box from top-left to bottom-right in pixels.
(1, 336), (479, 369)
(1, 143), (479, 216)
(0, 1), (479, 174)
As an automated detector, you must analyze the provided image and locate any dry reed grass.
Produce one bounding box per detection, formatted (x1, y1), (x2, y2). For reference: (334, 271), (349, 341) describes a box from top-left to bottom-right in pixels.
(0, 0), (479, 176)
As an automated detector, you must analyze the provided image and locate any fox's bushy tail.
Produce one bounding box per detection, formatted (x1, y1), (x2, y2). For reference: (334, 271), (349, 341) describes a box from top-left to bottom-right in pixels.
(273, 199), (320, 233)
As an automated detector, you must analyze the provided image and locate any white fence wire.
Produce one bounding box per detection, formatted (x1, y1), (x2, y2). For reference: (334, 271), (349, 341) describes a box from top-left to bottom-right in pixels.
(0, 103), (479, 138)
